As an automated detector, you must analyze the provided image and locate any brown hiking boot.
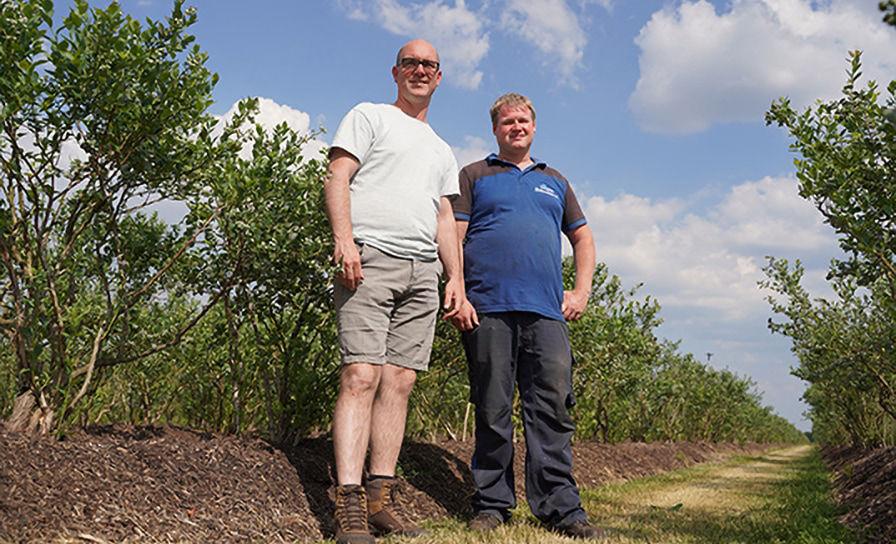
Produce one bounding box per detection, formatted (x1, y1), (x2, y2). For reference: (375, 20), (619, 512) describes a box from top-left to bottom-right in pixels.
(334, 484), (375, 544)
(366, 477), (425, 537)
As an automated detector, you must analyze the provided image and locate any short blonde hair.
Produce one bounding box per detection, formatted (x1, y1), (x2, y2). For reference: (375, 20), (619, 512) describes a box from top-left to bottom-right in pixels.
(489, 93), (536, 128)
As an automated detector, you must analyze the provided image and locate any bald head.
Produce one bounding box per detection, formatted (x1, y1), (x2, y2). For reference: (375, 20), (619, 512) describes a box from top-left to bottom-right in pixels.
(396, 39), (439, 66)
(392, 38), (442, 118)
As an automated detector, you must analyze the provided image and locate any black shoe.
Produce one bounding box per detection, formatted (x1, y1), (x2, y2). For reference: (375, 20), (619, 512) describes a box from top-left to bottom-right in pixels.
(468, 511), (504, 532)
(554, 519), (608, 540)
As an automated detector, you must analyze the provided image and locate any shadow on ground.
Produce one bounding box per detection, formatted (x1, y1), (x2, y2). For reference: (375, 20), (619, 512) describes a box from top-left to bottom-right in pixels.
(281, 437), (477, 537)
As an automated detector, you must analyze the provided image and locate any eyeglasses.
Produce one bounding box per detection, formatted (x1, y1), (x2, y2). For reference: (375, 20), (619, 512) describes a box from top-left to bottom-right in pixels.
(398, 57), (440, 74)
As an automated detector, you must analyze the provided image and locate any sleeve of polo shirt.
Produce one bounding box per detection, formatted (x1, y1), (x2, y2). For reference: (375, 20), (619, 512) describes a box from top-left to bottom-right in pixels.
(562, 180), (587, 232)
(452, 166), (473, 221)
(330, 104), (374, 163)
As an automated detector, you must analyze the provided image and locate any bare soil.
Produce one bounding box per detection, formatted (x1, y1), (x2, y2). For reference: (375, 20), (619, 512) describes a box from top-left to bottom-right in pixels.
(0, 425), (767, 543)
(821, 445), (896, 544)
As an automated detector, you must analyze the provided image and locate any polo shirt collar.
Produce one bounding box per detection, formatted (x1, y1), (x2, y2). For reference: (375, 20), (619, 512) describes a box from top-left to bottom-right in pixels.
(486, 153), (547, 171)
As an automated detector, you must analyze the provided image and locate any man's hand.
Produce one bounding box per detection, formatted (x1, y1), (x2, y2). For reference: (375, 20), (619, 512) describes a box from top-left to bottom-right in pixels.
(441, 276), (464, 317)
(441, 277), (478, 331)
(562, 289), (589, 321)
(564, 224), (595, 322)
(333, 239), (363, 290)
(324, 148), (362, 290)
(448, 299), (479, 331)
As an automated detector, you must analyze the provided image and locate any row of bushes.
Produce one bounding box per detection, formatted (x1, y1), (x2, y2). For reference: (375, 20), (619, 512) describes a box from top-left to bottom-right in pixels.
(0, 258), (807, 445)
(0, 0), (804, 444)
(763, 52), (896, 447)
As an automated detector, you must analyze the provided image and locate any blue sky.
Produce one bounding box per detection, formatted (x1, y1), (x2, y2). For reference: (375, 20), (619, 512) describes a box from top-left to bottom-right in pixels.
(95, 0), (896, 431)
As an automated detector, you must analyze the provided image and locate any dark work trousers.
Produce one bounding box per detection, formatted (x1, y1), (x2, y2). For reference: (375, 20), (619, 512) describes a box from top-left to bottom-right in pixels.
(462, 312), (587, 527)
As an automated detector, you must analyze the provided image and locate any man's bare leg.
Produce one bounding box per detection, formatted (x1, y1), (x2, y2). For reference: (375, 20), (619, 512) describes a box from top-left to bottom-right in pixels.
(368, 364), (417, 475)
(333, 363), (383, 485)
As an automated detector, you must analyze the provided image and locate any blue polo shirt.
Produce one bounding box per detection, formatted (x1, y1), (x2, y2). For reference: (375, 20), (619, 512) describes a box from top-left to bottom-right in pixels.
(452, 154), (587, 321)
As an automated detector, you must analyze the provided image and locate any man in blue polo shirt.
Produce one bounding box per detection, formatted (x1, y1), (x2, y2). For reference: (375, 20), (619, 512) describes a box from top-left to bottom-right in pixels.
(451, 93), (604, 540)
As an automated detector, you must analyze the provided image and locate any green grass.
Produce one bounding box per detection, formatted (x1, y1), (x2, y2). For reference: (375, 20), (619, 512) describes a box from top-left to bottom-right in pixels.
(577, 446), (858, 543)
(765, 448), (863, 543)
(319, 446), (858, 544)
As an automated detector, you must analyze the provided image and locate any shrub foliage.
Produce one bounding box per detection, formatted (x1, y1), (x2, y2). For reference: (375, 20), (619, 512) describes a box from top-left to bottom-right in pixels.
(764, 51), (896, 447)
(1, 0), (804, 444)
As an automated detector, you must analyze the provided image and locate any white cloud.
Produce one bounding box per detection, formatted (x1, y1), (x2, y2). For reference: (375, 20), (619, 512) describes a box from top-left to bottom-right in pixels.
(451, 135), (492, 167)
(336, 0), (608, 90)
(141, 98), (328, 225)
(713, 176), (833, 250)
(338, 0), (489, 90)
(9, 99), (328, 227)
(214, 97), (328, 160)
(336, 0), (369, 21)
(217, 97), (312, 135)
(630, 0), (896, 134)
(18, 98), (326, 175)
(151, 98), (327, 225)
(58, 138), (87, 170)
(584, 0), (613, 11)
(9, 120), (187, 223)
(584, 175), (837, 319)
(501, 0), (588, 88)
(577, 175), (841, 430)
(8, 128), (87, 175)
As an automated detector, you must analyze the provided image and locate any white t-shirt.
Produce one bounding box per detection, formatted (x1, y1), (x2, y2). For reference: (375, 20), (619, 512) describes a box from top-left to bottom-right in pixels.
(331, 102), (459, 261)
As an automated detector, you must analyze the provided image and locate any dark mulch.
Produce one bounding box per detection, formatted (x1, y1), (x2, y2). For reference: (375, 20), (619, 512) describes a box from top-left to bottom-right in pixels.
(821, 445), (896, 544)
(0, 425), (764, 543)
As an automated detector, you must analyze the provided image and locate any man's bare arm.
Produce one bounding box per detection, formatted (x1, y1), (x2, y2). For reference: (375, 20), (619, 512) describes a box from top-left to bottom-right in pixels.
(562, 224), (596, 321)
(436, 196), (465, 316)
(324, 148), (362, 290)
(455, 220), (468, 271)
(448, 220), (478, 330)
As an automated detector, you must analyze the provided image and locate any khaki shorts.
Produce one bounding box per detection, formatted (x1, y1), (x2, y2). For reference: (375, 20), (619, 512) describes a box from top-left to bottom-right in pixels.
(335, 244), (441, 371)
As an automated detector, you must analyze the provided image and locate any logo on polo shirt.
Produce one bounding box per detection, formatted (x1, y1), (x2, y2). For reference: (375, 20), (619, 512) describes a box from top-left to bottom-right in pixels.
(534, 183), (559, 200)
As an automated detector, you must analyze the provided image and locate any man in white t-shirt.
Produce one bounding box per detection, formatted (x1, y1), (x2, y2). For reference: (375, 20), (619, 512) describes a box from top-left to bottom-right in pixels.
(323, 39), (465, 544)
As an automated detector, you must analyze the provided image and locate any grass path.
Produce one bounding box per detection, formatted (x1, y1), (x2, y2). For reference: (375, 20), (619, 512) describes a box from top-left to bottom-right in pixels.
(382, 445), (858, 544)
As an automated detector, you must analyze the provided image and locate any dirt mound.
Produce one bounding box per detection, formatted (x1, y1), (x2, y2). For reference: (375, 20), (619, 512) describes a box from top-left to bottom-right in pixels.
(821, 445), (896, 544)
(0, 425), (765, 543)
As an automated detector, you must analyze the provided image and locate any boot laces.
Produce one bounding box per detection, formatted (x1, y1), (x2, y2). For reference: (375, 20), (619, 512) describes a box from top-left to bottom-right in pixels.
(336, 487), (368, 531)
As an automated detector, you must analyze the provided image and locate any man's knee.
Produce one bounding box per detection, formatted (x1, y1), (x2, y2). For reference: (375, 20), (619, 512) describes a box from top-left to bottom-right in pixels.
(380, 365), (417, 398)
(339, 363), (382, 397)
(535, 360), (571, 392)
(475, 403), (514, 435)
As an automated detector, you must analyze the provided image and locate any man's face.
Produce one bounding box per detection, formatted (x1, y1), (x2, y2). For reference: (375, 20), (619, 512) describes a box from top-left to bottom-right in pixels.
(493, 104), (535, 156)
(392, 41), (442, 104)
